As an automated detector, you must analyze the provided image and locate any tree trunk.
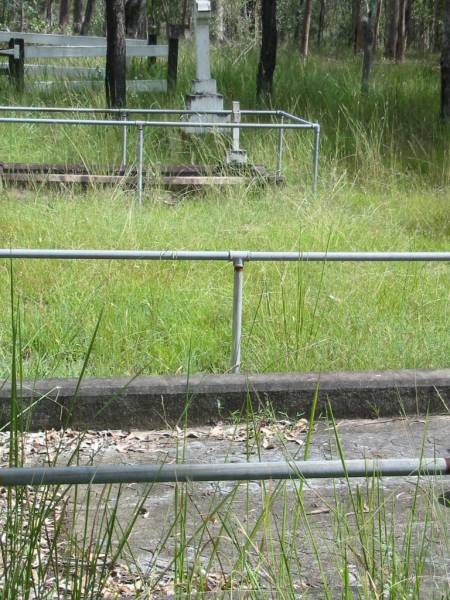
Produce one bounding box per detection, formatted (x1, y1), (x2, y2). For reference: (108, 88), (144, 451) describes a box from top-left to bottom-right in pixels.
(73, 0), (83, 33)
(405, 0), (412, 40)
(372, 0), (382, 53)
(19, 0), (24, 29)
(80, 0), (96, 35)
(385, 0), (400, 58)
(216, 0), (225, 43)
(361, 0), (376, 93)
(441, 0), (450, 117)
(254, 0), (262, 42)
(125, 0), (146, 38)
(181, 0), (189, 26)
(46, 0), (53, 26)
(352, 0), (363, 53)
(59, 0), (70, 27)
(396, 0), (407, 62)
(105, 0), (127, 108)
(434, 0), (443, 52)
(317, 0), (326, 48)
(257, 0), (277, 98)
(300, 0), (313, 57)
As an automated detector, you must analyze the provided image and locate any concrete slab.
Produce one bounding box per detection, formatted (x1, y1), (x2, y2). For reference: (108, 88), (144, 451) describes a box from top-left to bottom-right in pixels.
(1, 368), (449, 431)
(9, 415), (445, 597)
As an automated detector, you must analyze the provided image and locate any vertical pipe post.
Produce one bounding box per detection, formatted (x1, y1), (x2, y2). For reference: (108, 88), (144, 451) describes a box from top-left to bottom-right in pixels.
(121, 111), (127, 169)
(136, 124), (144, 206)
(313, 124), (320, 193)
(231, 258), (244, 374)
(276, 114), (284, 178)
(232, 100), (240, 152)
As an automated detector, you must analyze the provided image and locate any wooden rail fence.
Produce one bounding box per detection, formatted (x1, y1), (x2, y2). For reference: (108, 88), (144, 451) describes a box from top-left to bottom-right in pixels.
(0, 30), (180, 93)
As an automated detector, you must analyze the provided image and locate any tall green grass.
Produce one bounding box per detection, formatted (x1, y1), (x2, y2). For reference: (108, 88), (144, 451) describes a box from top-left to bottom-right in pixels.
(0, 188), (448, 378)
(0, 47), (448, 598)
(1, 47), (449, 187)
(0, 49), (448, 378)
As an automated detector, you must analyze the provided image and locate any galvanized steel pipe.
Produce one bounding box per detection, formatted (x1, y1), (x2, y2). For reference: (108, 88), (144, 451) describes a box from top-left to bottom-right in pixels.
(313, 125), (320, 192)
(0, 116), (315, 129)
(0, 105), (283, 117)
(279, 110), (316, 126)
(231, 258), (244, 373)
(1, 248), (448, 372)
(121, 111), (127, 168)
(136, 125), (144, 205)
(0, 458), (448, 487)
(1, 249), (449, 262)
(276, 115), (284, 177)
(0, 108), (318, 189)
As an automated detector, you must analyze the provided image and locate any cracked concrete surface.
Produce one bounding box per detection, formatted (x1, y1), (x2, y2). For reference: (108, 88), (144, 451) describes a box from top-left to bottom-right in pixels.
(62, 415), (450, 597)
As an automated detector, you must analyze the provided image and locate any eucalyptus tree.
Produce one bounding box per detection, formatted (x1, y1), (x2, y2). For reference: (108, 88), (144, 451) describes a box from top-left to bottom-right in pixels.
(59, 0), (69, 26)
(73, 0), (82, 32)
(105, 0), (126, 108)
(257, 0), (277, 97)
(361, 0), (377, 93)
(300, 0), (313, 57)
(80, 0), (95, 34)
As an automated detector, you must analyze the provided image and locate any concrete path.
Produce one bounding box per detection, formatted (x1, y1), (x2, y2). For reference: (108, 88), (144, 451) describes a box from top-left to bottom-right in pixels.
(58, 415), (449, 597)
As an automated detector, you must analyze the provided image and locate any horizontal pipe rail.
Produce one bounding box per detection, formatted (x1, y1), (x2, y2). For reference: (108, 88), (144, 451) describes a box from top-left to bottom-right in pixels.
(0, 105), (285, 117)
(3, 248), (447, 373)
(0, 458), (448, 486)
(1, 249), (449, 261)
(0, 116), (316, 129)
(0, 106), (318, 194)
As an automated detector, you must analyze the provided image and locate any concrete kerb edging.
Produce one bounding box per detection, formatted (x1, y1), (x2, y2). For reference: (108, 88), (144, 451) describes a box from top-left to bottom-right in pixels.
(0, 369), (449, 431)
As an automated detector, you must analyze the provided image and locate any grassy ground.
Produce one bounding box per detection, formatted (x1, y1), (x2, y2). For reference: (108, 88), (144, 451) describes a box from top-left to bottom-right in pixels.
(0, 46), (449, 600)
(0, 49), (449, 378)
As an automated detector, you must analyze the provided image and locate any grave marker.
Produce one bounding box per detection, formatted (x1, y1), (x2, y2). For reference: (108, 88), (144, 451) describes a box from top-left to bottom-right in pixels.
(185, 0), (227, 132)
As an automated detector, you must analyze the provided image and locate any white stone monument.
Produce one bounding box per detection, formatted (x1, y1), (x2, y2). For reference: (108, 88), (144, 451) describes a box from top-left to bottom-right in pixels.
(185, 0), (227, 132)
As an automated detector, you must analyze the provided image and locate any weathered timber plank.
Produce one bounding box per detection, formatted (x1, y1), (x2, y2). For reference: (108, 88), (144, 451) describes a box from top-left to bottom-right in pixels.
(2, 173), (247, 186)
(0, 32), (148, 46)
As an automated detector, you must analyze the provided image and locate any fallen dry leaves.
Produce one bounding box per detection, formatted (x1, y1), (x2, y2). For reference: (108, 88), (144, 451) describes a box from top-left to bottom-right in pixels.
(0, 417), (310, 597)
(209, 417), (309, 449)
(0, 417), (310, 468)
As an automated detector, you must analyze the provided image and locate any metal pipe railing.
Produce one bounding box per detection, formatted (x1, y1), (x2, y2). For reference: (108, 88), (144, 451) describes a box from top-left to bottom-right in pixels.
(120, 111), (127, 168)
(1, 249), (449, 261)
(231, 258), (244, 373)
(136, 125), (144, 206)
(0, 458), (448, 486)
(313, 125), (320, 193)
(276, 115), (284, 177)
(0, 105), (281, 116)
(2, 248), (449, 373)
(0, 107), (319, 200)
(0, 115), (314, 129)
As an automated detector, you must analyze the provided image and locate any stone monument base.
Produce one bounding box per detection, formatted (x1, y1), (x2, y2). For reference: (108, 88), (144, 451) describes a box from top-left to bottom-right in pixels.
(184, 79), (229, 134)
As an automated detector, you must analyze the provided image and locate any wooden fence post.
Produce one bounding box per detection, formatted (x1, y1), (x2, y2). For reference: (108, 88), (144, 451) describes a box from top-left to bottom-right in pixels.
(8, 38), (25, 92)
(147, 25), (158, 67)
(167, 24), (182, 92)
